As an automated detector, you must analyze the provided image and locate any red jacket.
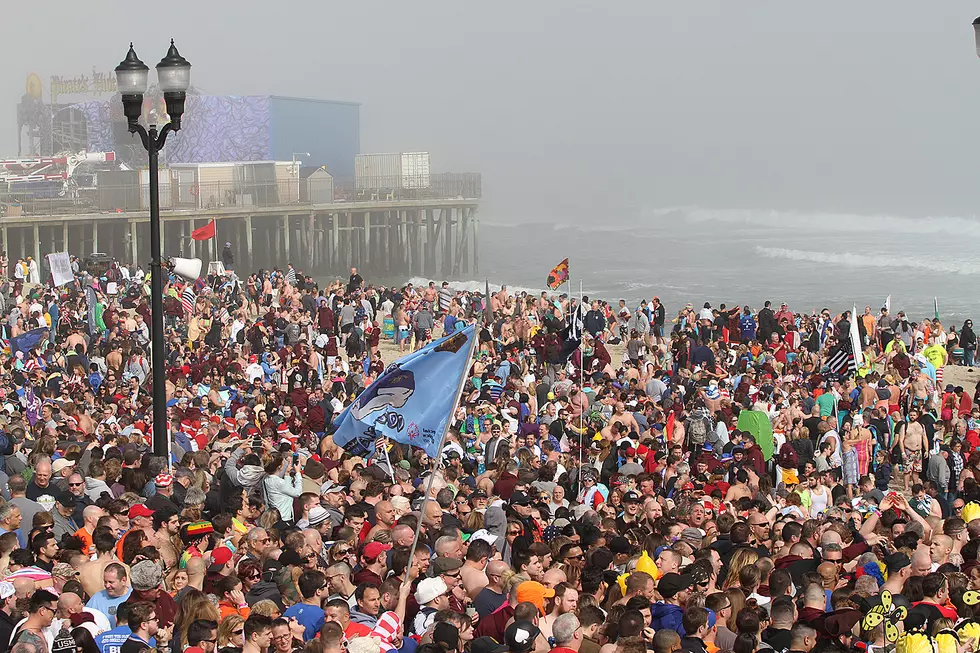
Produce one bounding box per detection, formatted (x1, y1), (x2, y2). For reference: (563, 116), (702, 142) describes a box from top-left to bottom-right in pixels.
(744, 445), (766, 477)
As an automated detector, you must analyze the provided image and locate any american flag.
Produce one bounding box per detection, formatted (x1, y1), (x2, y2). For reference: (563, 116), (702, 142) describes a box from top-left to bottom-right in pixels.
(181, 286), (196, 315)
(825, 337), (856, 377)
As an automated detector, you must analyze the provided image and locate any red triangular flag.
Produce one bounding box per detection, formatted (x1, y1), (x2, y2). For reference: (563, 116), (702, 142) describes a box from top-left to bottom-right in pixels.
(191, 219), (216, 241)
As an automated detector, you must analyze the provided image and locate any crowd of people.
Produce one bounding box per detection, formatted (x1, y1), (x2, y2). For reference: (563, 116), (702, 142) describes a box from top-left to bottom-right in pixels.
(0, 256), (978, 653)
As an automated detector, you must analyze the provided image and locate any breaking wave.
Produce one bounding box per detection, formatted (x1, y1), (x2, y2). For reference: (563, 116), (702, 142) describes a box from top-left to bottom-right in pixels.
(669, 206), (980, 238)
(405, 277), (548, 295)
(754, 246), (980, 275)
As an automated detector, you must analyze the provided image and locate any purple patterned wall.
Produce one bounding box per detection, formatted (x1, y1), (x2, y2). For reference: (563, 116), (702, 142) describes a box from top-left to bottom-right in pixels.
(74, 95), (272, 164)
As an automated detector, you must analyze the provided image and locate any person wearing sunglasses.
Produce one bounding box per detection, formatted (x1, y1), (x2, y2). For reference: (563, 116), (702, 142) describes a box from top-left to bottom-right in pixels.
(10, 590), (59, 652)
(324, 561), (357, 607)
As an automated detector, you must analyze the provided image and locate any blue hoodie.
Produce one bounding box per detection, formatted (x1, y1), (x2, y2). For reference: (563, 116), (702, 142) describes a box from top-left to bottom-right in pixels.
(650, 602), (684, 634)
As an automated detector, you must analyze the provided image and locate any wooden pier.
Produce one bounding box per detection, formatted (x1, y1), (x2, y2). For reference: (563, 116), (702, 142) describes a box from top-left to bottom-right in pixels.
(0, 182), (481, 280)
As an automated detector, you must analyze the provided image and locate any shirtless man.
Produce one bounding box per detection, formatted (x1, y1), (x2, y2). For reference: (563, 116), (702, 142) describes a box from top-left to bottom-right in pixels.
(858, 379), (878, 410)
(423, 282), (438, 307)
(154, 510), (181, 573)
(66, 328), (87, 354)
(907, 370), (930, 408)
(609, 402), (640, 435)
(78, 530), (123, 599)
(902, 410), (926, 491)
(460, 539), (492, 599)
(395, 307), (410, 353)
(725, 470), (753, 503)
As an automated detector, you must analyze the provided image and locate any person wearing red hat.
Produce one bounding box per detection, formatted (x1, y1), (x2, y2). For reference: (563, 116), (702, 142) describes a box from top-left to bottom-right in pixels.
(352, 542), (391, 587)
(115, 505), (155, 560)
(204, 546), (235, 595)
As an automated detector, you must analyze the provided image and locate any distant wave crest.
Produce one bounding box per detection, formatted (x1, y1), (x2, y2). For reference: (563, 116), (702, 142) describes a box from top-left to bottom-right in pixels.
(755, 246), (980, 275)
(406, 277), (548, 295)
(667, 206), (980, 238)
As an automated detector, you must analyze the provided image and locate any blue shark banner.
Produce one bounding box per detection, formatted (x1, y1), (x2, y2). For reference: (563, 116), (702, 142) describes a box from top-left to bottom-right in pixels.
(332, 324), (477, 459)
(10, 328), (49, 357)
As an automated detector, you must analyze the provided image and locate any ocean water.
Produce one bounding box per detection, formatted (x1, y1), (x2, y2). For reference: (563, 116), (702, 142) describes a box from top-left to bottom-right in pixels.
(409, 206), (980, 323)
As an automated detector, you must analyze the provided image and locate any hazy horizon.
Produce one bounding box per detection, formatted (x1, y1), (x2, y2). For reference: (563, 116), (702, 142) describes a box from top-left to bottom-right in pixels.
(3, 2), (980, 226)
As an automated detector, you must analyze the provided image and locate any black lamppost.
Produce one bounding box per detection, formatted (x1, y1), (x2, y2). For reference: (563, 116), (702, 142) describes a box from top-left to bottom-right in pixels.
(115, 41), (191, 458)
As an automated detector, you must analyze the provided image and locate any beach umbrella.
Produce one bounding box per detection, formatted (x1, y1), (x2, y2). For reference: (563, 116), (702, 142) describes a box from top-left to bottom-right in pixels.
(737, 409), (774, 461)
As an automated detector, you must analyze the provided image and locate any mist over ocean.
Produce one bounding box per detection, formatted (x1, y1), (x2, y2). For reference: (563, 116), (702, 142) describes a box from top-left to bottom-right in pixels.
(408, 207), (980, 322)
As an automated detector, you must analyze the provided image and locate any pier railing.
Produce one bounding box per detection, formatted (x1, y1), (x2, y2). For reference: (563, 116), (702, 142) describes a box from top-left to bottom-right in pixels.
(0, 172), (481, 217)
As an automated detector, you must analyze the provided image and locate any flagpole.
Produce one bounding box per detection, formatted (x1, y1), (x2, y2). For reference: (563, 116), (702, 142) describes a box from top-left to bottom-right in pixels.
(400, 325), (479, 590)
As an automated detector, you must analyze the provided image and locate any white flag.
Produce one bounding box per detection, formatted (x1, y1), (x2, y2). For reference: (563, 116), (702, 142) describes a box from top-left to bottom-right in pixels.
(884, 295), (891, 313)
(851, 305), (864, 369)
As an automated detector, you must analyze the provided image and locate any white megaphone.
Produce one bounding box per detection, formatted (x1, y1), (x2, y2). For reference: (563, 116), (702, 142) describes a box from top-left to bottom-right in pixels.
(167, 256), (203, 281)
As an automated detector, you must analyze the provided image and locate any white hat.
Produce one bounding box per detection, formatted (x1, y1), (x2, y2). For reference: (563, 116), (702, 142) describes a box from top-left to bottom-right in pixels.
(414, 577), (448, 605)
(51, 459), (74, 474)
(470, 529), (498, 546)
(321, 481), (345, 495)
(308, 506), (330, 527)
(0, 582), (14, 600)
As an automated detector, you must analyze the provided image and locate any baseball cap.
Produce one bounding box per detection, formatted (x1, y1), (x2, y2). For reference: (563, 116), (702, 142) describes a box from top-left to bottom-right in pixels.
(0, 582), (15, 600)
(504, 621), (541, 653)
(320, 481), (346, 495)
(415, 577), (449, 605)
(363, 542), (392, 561)
(51, 459), (74, 474)
(515, 581), (554, 616)
(510, 491), (532, 506)
(622, 490), (642, 503)
(706, 609), (717, 630)
(56, 492), (77, 507)
(470, 529), (498, 546)
(129, 504), (154, 519)
(657, 572), (694, 598)
(469, 489), (488, 500)
(431, 557), (463, 576)
(211, 547), (233, 567)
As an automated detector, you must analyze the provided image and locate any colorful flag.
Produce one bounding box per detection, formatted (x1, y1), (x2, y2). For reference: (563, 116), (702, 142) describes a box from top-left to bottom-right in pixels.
(181, 285), (196, 315)
(332, 324), (478, 459)
(191, 219), (216, 241)
(9, 328), (48, 356)
(826, 337), (856, 377)
(547, 258), (569, 290)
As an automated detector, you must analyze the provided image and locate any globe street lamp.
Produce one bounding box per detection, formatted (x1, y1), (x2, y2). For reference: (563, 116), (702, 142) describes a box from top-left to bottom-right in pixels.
(115, 41), (191, 459)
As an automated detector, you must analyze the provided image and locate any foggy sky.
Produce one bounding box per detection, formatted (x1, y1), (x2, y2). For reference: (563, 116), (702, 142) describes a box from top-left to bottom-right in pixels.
(3, 1), (980, 223)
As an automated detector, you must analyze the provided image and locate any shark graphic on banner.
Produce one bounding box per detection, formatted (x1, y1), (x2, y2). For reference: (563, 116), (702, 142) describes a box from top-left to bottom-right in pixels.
(331, 324), (478, 459)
